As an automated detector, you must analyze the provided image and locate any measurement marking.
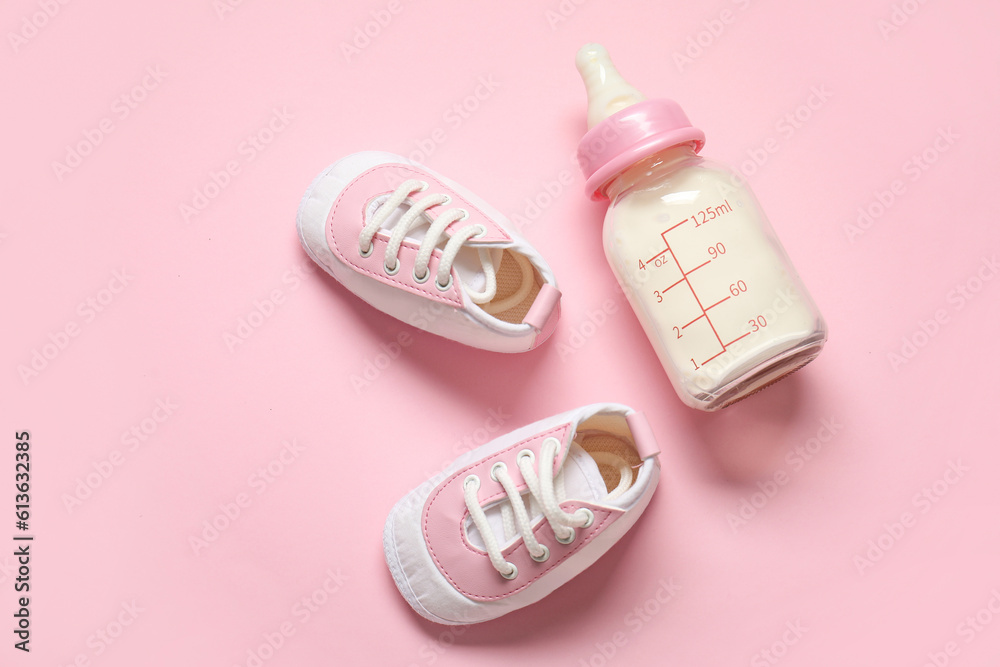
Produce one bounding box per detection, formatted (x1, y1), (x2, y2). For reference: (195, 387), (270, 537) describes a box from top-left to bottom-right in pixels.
(661, 218), (690, 236)
(685, 260), (710, 275)
(725, 331), (752, 347)
(662, 277), (685, 292)
(664, 244), (726, 350)
(702, 349), (726, 365)
(681, 314), (705, 329)
(646, 248), (669, 264)
(706, 295), (731, 310)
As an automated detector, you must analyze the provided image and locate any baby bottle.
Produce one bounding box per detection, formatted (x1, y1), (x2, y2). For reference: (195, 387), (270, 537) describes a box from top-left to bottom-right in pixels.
(574, 44), (827, 411)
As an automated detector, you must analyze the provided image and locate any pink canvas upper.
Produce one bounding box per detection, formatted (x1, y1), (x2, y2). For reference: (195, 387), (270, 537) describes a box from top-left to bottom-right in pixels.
(421, 423), (624, 601)
(325, 163), (513, 307)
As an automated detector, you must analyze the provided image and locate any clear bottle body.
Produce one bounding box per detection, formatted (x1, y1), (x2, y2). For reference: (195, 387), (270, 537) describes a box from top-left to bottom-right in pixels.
(603, 146), (827, 411)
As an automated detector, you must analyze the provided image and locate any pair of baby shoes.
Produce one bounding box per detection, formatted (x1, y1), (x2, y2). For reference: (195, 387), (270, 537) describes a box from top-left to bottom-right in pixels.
(297, 154), (660, 625)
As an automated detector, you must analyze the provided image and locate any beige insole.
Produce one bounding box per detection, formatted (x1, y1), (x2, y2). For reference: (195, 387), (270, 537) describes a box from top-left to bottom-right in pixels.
(480, 250), (542, 324)
(575, 431), (643, 494)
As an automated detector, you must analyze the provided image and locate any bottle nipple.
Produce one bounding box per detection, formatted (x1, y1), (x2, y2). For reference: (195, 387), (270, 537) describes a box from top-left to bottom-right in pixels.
(575, 43), (647, 129)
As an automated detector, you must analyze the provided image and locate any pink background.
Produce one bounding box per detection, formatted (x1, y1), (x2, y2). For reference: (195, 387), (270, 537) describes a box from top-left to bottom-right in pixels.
(4, 0), (999, 665)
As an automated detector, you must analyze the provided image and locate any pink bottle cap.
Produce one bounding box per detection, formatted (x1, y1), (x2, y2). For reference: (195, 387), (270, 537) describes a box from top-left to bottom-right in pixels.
(578, 99), (705, 200)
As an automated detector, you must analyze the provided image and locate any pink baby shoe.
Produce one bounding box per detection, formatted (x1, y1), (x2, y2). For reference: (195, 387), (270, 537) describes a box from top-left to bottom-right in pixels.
(383, 403), (661, 624)
(297, 151), (561, 352)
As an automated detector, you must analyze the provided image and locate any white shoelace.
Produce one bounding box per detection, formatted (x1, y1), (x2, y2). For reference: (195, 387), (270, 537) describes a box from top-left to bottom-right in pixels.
(358, 179), (498, 302)
(462, 437), (634, 580)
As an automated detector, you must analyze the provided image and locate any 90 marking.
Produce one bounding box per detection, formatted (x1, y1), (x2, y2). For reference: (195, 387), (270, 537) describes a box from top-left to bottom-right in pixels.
(708, 242), (726, 259)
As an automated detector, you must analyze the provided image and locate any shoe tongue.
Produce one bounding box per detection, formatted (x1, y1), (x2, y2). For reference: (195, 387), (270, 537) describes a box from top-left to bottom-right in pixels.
(465, 443), (608, 551)
(367, 197), (497, 293)
(560, 442), (611, 503)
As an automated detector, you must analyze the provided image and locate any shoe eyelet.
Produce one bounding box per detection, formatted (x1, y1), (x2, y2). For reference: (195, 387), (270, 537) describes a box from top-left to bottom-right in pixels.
(501, 562), (518, 580)
(359, 242), (373, 258)
(417, 181), (430, 192)
(463, 474), (480, 492)
(489, 461), (507, 482)
(530, 544), (550, 563)
(384, 259), (400, 276)
(439, 194), (452, 205)
(471, 220), (484, 234)
(435, 275), (454, 292)
(555, 528), (576, 545)
(578, 508), (595, 529)
(413, 267), (430, 283)
(516, 449), (534, 465)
